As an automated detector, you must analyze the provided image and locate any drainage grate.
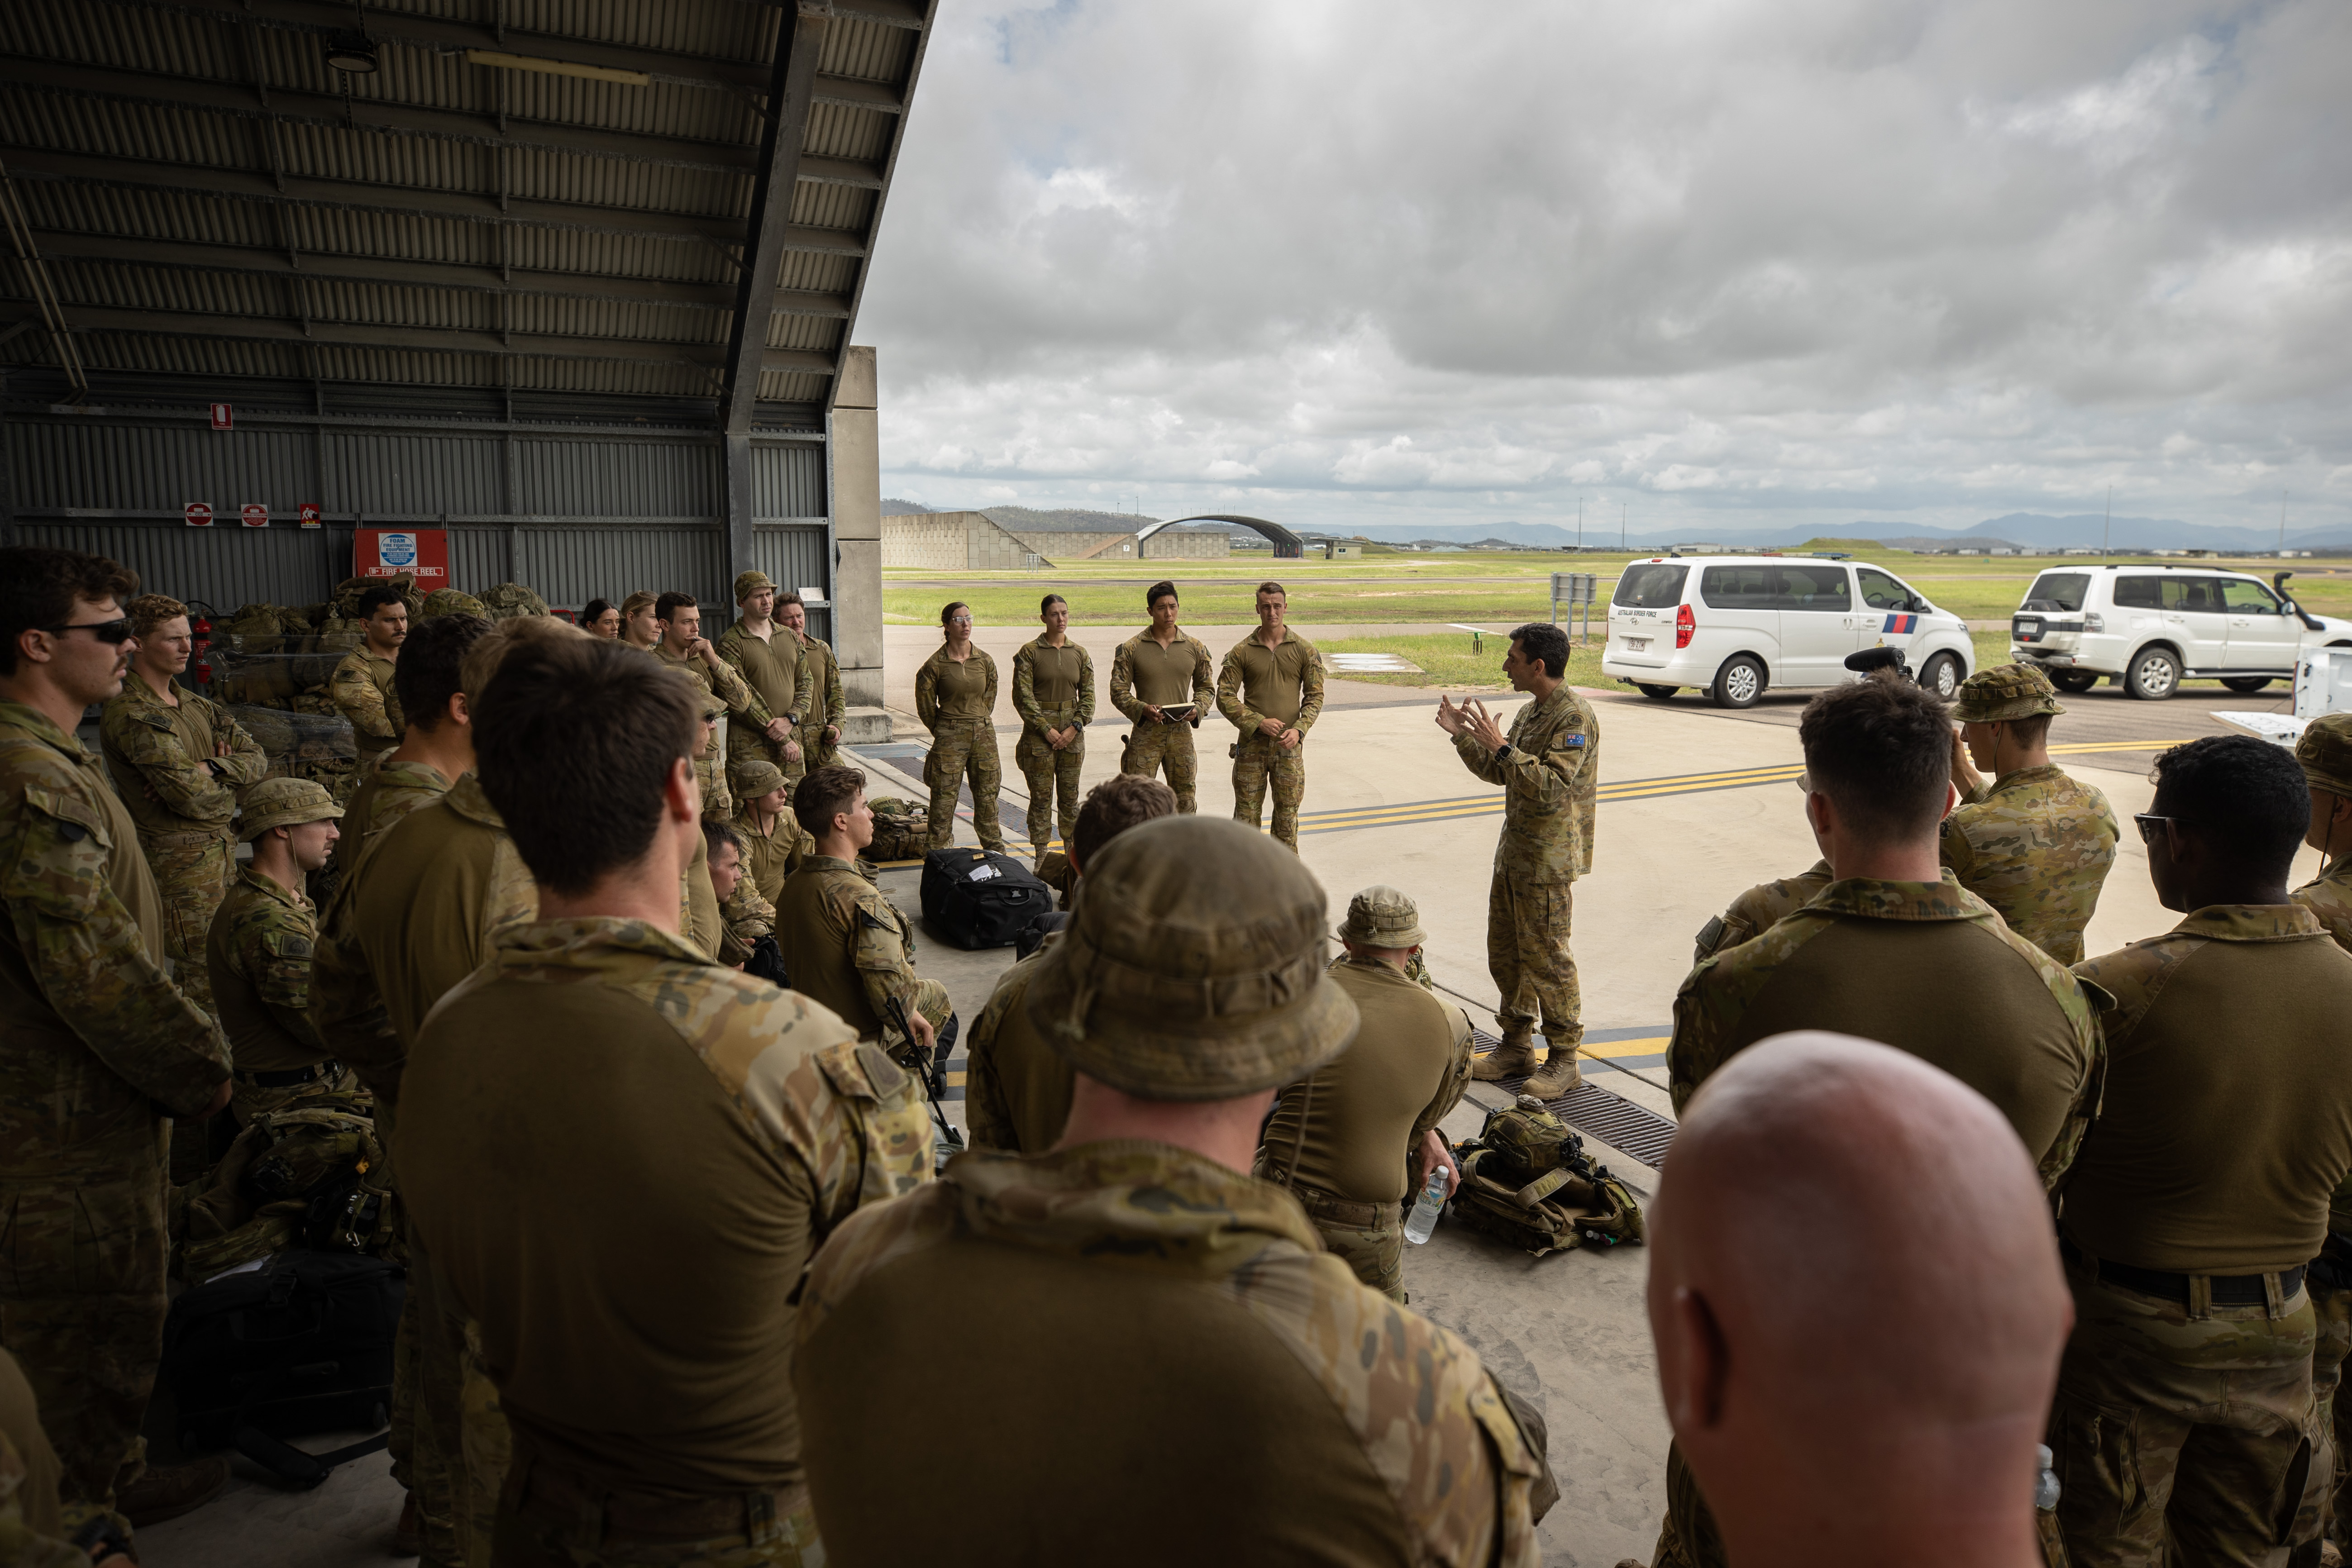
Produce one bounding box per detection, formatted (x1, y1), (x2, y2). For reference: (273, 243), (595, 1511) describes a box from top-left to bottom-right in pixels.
(1471, 1030), (1677, 1169)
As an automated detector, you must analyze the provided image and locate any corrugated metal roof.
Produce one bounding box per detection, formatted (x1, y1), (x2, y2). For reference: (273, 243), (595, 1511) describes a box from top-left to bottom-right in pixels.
(1, 0), (934, 412)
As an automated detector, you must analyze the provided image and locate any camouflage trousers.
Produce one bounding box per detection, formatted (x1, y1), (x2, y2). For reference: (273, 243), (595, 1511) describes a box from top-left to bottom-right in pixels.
(0, 1130), (169, 1540)
(2050, 1263), (2321, 1568)
(694, 754), (735, 823)
(1231, 731), (1306, 851)
(396, 1225), (511, 1568)
(2304, 1243), (2352, 1552)
(1292, 1185), (1405, 1303)
(923, 722), (1003, 852)
(228, 1063), (362, 1128)
(1489, 871), (1581, 1053)
(1120, 721), (1197, 813)
(495, 1454), (822, 1568)
(1648, 1441), (1727, 1568)
(141, 829), (234, 1023)
(728, 720), (805, 788)
(1014, 717), (1084, 850)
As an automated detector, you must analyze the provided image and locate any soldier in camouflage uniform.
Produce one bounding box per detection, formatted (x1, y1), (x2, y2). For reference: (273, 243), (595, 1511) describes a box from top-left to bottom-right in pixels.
(1694, 862), (1832, 963)
(2294, 715), (2352, 1553)
(2294, 712), (2352, 951)
(913, 603), (1004, 853)
(729, 760), (812, 906)
(98, 595), (269, 1028)
(716, 572), (814, 787)
(1216, 583), (1324, 851)
(778, 592), (845, 769)
(0, 548), (235, 1540)
(206, 779), (358, 1124)
(649, 593), (767, 822)
(329, 612), (488, 884)
(1011, 594), (1095, 856)
(1942, 662), (2121, 964)
(1108, 582), (1214, 813)
(1437, 622), (1598, 1100)
(793, 815), (1549, 1565)
(328, 584), (407, 781)
(2055, 736), (2352, 1568)
(702, 820), (777, 969)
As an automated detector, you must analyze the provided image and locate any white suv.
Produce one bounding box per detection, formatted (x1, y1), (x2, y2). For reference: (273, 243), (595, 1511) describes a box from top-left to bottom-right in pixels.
(2009, 566), (2352, 700)
(1602, 556), (1977, 708)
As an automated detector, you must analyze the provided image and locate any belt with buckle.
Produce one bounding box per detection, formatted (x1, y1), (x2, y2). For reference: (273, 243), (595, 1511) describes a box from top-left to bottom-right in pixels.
(233, 1059), (342, 1089)
(2061, 1235), (2304, 1306)
(1288, 1183), (1393, 1230)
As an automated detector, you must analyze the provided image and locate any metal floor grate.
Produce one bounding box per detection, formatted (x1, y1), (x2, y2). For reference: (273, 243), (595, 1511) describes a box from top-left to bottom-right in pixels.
(1472, 1030), (1677, 1169)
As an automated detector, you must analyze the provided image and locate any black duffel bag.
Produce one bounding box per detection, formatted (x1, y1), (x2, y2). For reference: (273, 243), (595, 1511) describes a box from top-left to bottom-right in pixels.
(921, 847), (1052, 950)
(163, 1250), (405, 1487)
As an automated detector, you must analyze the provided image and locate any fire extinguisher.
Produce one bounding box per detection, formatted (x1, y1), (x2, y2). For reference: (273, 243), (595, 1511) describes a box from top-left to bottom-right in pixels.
(189, 610), (215, 691)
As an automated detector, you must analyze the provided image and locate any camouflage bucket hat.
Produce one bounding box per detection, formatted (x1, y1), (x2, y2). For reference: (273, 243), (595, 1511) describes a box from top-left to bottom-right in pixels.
(2298, 712), (2352, 799)
(1338, 884), (1428, 948)
(239, 777), (343, 841)
(730, 759), (787, 799)
(1951, 661), (2065, 724)
(734, 569), (776, 603)
(1026, 816), (1360, 1101)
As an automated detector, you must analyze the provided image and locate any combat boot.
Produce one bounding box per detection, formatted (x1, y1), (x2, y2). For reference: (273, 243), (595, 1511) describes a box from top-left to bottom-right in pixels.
(118, 1455), (230, 1527)
(1522, 1050), (1582, 1101)
(1471, 1040), (1540, 1082)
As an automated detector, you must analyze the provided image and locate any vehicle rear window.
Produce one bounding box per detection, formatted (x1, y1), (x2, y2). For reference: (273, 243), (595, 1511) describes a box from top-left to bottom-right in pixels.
(1699, 565), (1776, 610)
(2113, 575), (2232, 612)
(2113, 577), (2161, 609)
(2023, 572), (2090, 611)
(1777, 564), (1851, 611)
(1613, 563), (1688, 608)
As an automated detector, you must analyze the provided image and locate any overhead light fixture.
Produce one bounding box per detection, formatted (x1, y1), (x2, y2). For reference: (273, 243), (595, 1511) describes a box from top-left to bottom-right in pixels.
(465, 48), (648, 86)
(326, 31), (379, 72)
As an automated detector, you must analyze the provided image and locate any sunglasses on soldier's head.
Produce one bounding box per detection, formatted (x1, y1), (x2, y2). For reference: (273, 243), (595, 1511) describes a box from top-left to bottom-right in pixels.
(45, 617), (134, 645)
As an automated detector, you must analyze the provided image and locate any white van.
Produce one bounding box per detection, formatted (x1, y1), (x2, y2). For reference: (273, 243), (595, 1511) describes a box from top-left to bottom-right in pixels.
(2009, 565), (2352, 700)
(1602, 556), (1976, 708)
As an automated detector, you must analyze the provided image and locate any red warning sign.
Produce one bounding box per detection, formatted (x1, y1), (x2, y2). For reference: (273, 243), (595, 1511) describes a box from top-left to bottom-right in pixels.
(241, 502), (269, 528)
(184, 501), (214, 528)
(298, 503), (324, 529)
(209, 403), (233, 430)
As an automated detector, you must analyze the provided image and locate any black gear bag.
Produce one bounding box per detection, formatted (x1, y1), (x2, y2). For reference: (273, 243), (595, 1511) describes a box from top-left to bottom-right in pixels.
(920, 848), (1051, 950)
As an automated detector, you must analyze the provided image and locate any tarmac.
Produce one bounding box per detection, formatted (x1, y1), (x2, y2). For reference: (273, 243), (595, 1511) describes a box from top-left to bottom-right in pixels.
(147, 623), (2314, 1568)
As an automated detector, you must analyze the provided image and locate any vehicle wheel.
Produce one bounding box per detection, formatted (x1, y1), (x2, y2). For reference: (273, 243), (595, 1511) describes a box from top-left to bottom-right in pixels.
(1919, 652), (1961, 700)
(2220, 676), (2272, 693)
(2125, 646), (2180, 701)
(1636, 683), (1678, 700)
(1711, 655), (1765, 710)
(2050, 669), (2099, 693)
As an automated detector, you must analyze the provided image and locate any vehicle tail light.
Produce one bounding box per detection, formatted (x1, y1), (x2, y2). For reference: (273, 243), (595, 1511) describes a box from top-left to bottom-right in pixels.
(2082, 613), (2103, 633)
(1675, 604), (1695, 649)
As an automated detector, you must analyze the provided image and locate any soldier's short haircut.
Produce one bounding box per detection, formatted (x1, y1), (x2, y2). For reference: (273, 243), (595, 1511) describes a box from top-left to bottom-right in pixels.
(0, 546), (138, 676)
(1070, 774), (1177, 874)
(701, 818), (744, 861)
(1509, 622), (1570, 678)
(356, 585), (406, 620)
(474, 635), (699, 897)
(795, 764), (867, 839)
(1798, 672), (1953, 844)
(654, 591), (697, 624)
(777, 589), (805, 610)
(2001, 713), (2054, 747)
(127, 594), (189, 639)
(2151, 734), (2311, 879)
(396, 613), (493, 734)
(460, 615), (589, 719)
(1256, 581), (1287, 599)
(1146, 580), (1178, 610)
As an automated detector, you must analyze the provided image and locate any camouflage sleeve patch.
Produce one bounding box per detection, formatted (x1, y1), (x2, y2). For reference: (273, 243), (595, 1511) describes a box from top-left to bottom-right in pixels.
(963, 967), (1031, 1153)
(1215, 645), (1253, 729)
(1075, 644), (1097, 726)
(797, 1181), (963, 1343)
(1294, 638), (1325, 733)
(254, 925), (316, 1012)
(115, 707), (238, 824)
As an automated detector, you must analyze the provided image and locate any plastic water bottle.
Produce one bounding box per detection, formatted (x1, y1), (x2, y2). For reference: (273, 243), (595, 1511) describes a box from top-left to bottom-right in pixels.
(2033, 1444), (2061, 1512)
(1403, 1167), (1449, 1246)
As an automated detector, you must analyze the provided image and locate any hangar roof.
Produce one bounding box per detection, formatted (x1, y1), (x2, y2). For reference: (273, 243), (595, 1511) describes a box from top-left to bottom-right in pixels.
(0, 0), (935, 428)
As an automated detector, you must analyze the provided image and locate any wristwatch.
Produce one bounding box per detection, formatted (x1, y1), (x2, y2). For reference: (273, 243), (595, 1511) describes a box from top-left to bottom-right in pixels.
(1493, 743), (1512, 763)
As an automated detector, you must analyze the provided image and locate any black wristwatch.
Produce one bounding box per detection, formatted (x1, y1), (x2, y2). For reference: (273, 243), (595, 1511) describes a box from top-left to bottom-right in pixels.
(1493, 743), (1512, 763)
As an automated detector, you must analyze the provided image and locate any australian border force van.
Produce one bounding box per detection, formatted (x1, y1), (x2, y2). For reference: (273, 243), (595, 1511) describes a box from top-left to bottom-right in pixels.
(1603, 556), (1976, 709)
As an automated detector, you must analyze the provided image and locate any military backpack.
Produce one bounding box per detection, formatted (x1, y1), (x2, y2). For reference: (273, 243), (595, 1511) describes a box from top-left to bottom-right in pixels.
(1450, 1095), (1645, 1258)
(866, 795), (929, 861)
(181, 1094), (401, 1282)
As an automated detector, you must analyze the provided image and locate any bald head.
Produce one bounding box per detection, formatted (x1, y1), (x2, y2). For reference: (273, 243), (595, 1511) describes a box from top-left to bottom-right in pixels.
(1650, 1033), (2068, 1565)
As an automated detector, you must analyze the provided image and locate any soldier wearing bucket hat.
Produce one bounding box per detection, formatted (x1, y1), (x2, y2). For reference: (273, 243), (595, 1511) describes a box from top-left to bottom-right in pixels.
(1940, 662), (2119, 964)
(717, 569), (814, 791)
(1258, 885), (1473, 1301)
(2295, 713), (2352, 954)
(794, 818), (1550, 1565)
(727, 758), (810, 905)
(208, 778), (358, 1123)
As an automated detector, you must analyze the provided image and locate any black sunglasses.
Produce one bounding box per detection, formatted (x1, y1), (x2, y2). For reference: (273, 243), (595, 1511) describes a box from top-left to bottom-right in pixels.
(2132, 813), (2180, 846)
(45, 617), (134, 645)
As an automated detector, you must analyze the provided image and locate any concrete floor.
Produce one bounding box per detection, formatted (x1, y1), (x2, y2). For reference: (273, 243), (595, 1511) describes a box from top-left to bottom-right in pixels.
(155, 638), (2314, 1567)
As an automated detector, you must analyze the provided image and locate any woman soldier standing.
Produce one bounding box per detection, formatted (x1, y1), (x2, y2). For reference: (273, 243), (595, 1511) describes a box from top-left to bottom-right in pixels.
(915, 601), (1005, 852)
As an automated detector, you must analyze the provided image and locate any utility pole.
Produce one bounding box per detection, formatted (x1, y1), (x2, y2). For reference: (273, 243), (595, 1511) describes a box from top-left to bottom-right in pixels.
(2101, 486), (2111, 561)
(1578, 496), (1584, 551)
(2280, 489), (2288, 557)
(1621, 502), (1627, 551)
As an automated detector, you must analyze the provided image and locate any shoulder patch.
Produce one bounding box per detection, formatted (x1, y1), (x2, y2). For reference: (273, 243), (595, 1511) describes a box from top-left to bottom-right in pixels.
(1556, 732), (1585, 748)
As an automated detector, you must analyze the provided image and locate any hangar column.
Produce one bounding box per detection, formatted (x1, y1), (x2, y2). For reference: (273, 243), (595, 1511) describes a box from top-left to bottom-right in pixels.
(830, 345), (890, 741)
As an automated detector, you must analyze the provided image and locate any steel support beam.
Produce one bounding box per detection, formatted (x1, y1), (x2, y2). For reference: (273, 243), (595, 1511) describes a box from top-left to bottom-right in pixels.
(720, 9), (829, 580)
(825, 0), (939, 407)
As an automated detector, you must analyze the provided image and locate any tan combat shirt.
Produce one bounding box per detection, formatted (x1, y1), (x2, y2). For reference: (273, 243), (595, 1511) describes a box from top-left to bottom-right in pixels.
(1110, 630), (1213, 719)
(330, 757), (452, 875)
(1217, 628), (1326, 733)
(734, 804), (811, 906)
(795, 1142), (1543, 1567)
(1259, 956), (1473, 1205)
(0, 702), (229, 1165)
(1670, 874), (2104, 1190)
(801, 635), (844, 743)
(1940, 764), (2120, 965)
(402, 918), (929, 1499)
(206, 865), (328, 1075)
(328, 649), (402, 758)
(773, 857), (921, 1047)
(2293, 857), (2352, 954)
(2066, 905), (2352, 1273)
(98, 675), (267, 843)
(719, 620), (812, 773)
(1011, 638), (1094, 735)
(963, 936), (1074, 1155)
(1453, 684), (1600, 885)
(1696, 859), (1833, 962)
(914, 647), (997, 731)
(653, 643), (764, 775)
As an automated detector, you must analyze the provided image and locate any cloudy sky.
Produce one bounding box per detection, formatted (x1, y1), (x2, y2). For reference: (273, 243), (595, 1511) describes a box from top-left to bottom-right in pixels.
(856, 0), (2352, 539)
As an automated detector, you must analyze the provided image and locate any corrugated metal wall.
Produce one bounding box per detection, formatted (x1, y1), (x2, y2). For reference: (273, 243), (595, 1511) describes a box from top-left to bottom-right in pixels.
(519, 526), (722, 607)
(10, 517), (343, 610)
(329, 433), (502, 515)
(755, 524), (832, 641)
(752, 443), (826, 519)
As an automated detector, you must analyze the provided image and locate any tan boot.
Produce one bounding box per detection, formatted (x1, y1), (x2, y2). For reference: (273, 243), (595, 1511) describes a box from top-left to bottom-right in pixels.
(118, 1456), (230, 1528)
(1522, 1050), (1583, 1100)
(1471, 1041), (1540, 1082)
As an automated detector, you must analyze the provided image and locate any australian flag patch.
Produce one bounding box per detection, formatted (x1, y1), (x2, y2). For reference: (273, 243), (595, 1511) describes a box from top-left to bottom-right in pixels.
(1882, 613), (1919, 634)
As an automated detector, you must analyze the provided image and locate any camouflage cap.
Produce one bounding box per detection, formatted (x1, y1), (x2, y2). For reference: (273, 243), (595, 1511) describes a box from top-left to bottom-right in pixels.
(238, 777), (343, 841)
(1337, 884), (1428, 948)
(2298, 712), (2352, 799)
(1951, 662), (2065, 724)
(730, 759), (787, 800)
(735, 569), (776, 603)
(1026, 816), (1360, 1101)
